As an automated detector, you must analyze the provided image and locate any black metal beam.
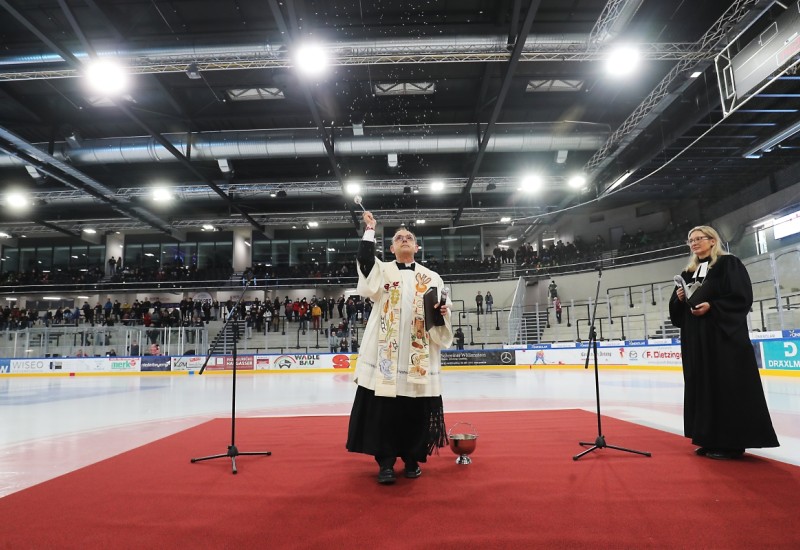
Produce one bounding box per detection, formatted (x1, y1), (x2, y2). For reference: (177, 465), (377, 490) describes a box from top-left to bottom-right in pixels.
(453, 0), (542, 224)
(267, 0), (360, 229)
(32, 219), (81, 238)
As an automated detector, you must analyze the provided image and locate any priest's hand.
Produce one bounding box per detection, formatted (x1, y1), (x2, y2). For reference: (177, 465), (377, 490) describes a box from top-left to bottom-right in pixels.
(691, 302), (710, 316)
(435, 303), (449, 316)
(363, 211), (376, 230)
(676, 287), (685, 302)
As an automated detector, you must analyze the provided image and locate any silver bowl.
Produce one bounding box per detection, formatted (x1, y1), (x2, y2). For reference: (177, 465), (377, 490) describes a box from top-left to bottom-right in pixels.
(448, 422), (478, 464)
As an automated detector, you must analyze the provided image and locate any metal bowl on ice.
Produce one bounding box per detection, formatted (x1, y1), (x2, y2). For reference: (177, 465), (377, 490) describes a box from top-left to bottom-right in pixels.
(448, 422), (478, 465)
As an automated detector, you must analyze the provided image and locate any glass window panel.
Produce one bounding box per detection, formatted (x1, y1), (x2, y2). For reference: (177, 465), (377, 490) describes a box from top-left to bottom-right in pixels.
(214, 242), (232, 269)
(462, 235), (480, 260)
(20, 246), (36, 272)
(125, 244), (142, 269)
(306, 239), (326, 270)
(87, 245), (104, 270)
(197, 242), (215, 269)
(37, 246), (53, 271)
(53, 246), (70, 270)
(289, 239), (309, 265)
(142, 243), (160, 270)
(2, 247), (19, 273)
(71, 245), (89, 271)
(272, 240), (289, 266)
(252, 238), (272, 264)
(423, 236), (443, 262)
(327, 238), (346, 265)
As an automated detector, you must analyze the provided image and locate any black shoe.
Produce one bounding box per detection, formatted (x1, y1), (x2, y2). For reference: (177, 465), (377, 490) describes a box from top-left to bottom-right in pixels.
(377, 468), (396, 484)
(404, 466), (422, 479)
(694, 447), (709, 456)
(706, 449), (744, 460)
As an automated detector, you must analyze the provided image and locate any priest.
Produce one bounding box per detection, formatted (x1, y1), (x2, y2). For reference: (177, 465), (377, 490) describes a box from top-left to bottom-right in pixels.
(346, 209), (453, 484)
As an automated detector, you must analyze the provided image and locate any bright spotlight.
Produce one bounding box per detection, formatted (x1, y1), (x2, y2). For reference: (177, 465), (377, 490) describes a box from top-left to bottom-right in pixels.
(83, 227), (97, 234)
(430, 180), (445, 192)
(568, 175), (586, 189)
(85, 59), (129, 96)
(606, 45), (640, 77)
(295, 43), (329, 76)
(6, 192), (30, 209)
(152, 187), (174, 202)
(518, 174), (542, 193)
(345, 182), (361, 195)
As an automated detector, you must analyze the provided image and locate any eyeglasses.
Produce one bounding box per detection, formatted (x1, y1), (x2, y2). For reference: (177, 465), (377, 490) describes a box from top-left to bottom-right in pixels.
(686, 237), (711, 246)
(393, 234), (415, 243)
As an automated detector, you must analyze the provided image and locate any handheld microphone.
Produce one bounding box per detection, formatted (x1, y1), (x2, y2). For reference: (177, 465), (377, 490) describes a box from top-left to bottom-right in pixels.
(440, 286), (450, 308)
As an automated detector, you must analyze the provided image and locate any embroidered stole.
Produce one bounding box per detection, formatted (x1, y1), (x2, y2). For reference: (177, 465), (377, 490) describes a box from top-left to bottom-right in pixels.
(375, 267), (432, 397)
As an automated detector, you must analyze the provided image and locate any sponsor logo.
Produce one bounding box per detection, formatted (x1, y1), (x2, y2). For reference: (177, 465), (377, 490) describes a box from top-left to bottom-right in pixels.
(275, 355), (297, 369)
(275, 354), (322, 368)
(643, 350), (682, 360)
(500, 352), (513, 364)
(12, 360), (48, 371)
(767, 359), (800, 368)
(530, 344), (550, 349)
(0, 364), (9, 373)
(626, 340), (647, 346)
(628, 351), (638, 360)
(332, 355), (351, 369)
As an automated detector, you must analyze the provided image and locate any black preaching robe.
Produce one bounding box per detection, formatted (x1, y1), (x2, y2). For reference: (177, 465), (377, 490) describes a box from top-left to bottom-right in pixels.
(669, 255), (779, 450)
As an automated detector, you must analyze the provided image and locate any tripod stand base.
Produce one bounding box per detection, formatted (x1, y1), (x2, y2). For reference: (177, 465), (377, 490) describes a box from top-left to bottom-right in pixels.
(573, 435), (651, 461)
(191, 445), (272, 474)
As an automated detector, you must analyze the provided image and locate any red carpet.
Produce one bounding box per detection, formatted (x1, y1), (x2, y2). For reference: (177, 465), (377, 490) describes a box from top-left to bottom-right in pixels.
(1, 410), (798, 549)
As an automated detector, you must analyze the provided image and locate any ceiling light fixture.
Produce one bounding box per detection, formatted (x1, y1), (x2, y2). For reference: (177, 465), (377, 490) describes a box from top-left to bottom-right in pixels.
(606, 45), (640, 77)
(6, 191), (30, 209)
(185, 62), (202, 80)
(152, 187), (174, 202)
(568, 175), (587, 189)
(85, 59), (129, 96)
(430, 180), (444, 192)
(83, 227), (97, 234)
(295, 43), (329, 76)
(519, 174), (542, 193)
(345, 182), (361, 195)
(606, 170), (633, 194)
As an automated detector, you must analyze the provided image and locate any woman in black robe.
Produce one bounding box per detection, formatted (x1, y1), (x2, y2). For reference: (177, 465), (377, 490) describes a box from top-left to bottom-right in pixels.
(669, 225), (779, 460)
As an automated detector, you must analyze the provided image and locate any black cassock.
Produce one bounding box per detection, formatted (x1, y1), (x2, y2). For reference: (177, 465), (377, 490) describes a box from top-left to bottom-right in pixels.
(669, 255), (779, 450)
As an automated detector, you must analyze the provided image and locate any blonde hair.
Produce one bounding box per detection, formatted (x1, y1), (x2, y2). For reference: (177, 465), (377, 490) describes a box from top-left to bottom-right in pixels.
(685, 225), (726, 272)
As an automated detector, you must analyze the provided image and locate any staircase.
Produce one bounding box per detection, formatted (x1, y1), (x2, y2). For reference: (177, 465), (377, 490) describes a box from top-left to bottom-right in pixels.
(499, 263), (516, 279)
(521, 310), (549, 344)
(208, 319), (247, 353)
(650, 320), (680, 340)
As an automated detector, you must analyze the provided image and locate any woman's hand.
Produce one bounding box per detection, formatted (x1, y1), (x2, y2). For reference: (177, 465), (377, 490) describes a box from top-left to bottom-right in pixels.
(676, 287), (685, 302)
(691, 302), (710, 316)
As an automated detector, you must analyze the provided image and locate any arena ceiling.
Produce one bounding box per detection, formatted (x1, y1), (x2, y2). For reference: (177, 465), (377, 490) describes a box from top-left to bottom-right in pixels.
(0, 0), (799, 243)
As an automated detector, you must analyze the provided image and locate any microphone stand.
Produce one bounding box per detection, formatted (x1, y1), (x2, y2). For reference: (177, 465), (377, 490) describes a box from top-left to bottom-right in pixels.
(191, 275), (271, 473)
(573, 265), (651, 461)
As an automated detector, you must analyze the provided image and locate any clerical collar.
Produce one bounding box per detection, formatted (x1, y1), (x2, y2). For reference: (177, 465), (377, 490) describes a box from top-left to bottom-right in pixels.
(396, 261), (416, 271)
